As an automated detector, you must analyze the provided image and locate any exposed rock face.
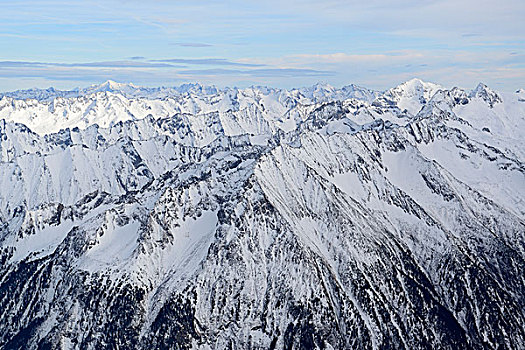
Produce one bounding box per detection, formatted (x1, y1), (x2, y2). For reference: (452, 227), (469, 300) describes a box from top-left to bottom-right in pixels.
(0, 80), (524, 349)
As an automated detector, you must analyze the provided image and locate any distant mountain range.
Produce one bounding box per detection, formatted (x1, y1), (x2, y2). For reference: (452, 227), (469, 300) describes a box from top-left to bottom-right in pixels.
(0, 79), (524, 349)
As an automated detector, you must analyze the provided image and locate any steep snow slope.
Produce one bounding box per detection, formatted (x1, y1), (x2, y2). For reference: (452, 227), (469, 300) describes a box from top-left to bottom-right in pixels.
(0, 80), (524, 349)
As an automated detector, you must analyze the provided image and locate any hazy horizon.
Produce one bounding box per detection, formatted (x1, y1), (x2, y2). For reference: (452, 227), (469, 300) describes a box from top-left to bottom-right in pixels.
(1, 0), (524, 92)
(0, 77), (516, 95)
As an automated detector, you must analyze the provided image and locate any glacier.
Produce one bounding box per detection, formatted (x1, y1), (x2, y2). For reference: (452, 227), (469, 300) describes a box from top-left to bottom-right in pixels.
(0, 78), (524, 349)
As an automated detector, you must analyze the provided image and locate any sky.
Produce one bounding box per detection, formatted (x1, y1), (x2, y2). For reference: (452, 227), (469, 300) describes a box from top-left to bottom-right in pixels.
(0, 0), (524, 92)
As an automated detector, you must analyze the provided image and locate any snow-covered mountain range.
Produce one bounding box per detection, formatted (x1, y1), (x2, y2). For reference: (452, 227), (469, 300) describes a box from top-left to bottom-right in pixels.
(0, 79), (524, 349)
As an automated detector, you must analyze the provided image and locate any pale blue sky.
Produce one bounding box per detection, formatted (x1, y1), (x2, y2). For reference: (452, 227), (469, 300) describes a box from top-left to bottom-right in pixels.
(1, 0), (524, 91)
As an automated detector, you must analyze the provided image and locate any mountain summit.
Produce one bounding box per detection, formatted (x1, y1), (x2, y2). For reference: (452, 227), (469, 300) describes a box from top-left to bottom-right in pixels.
(85, 80), (138, 93)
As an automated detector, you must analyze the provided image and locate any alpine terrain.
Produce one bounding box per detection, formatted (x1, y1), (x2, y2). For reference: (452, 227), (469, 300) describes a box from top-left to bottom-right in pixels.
(0, 78), (524, 349)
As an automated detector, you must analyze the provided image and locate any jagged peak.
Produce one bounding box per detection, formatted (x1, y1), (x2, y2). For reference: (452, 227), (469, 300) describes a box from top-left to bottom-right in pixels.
(311, 82), (335, 90)
(415, 89), (456, 120)
(176, 82), (219, 95)
(299, 82), (337, 95)
(469, 82), (502, 107)
(470, 82), (488, 92)
(469, 82), (497, 97)
(341, 83), (375, 93)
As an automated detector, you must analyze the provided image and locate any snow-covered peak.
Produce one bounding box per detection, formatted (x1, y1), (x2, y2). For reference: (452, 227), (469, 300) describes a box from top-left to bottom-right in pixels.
(341, 84), (381, 103)
(85, 80), (137, 94)
(468, 83), (502, 107)
(388, 78), (442, 102)
(298, 82), (337, 99)
(0, 86), (80, 102)
(295, 82), (379, 104)
(398, 77), (432, 88)
(0, 81), (222, 102)
(373, 78), (443, 115)
(175, 82), (218, 95)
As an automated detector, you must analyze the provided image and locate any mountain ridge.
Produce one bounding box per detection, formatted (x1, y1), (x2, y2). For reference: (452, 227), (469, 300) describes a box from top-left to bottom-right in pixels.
(0, 79), (513, 136)
(0, 79), (524, 349)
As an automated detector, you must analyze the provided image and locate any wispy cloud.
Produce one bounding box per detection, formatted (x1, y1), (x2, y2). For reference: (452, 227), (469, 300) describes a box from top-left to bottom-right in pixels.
(0, 61), (48, 67)
(290, 52), (425, 64)
(152, 58), (265, 67)
(64, 61), (178, 68)
(0, 59), (330, 88)
(462, 33), (482, 38)
(249, 68), (334, 77)
(172, 42), (213, 47)
(179, 67), (333, 77)
(0, 60), (181, 69)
